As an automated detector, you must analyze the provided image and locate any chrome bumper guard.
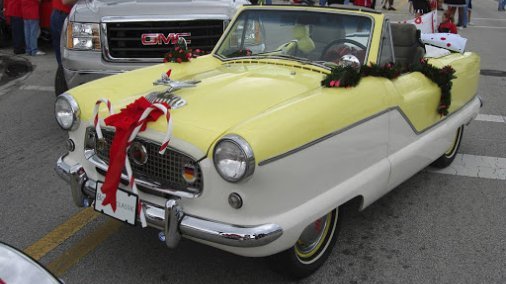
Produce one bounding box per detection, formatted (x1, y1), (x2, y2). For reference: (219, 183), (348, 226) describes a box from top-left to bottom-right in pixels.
(55, 155), (283, 248)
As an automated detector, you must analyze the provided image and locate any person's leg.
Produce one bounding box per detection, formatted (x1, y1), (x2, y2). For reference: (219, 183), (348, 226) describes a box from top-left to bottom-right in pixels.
(31, 19), (41, 54)
(467, 0), (472, 24)
(11, 16), (25, 54)
(388, 0), (396, 10)
(462, 0), (468, 27)
(24, 20), (34, 55)
(51, 10), (68, 64)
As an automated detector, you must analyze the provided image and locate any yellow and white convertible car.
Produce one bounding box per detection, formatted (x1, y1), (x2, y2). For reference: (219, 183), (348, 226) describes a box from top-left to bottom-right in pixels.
(55, 5), (481, 279)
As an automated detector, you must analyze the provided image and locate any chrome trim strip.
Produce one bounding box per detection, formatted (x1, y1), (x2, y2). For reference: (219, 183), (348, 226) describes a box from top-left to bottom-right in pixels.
(259, 109), (390, 166)
(101, 15), (230, 23)
(259, 95), (479, 166)
(64, 68), (123, 76)
(86, 151), (199, 199)
(56, 156), (283, 248)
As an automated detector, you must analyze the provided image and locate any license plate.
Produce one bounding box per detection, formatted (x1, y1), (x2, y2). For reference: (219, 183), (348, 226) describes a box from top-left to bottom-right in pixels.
(94, 182), (138, 225)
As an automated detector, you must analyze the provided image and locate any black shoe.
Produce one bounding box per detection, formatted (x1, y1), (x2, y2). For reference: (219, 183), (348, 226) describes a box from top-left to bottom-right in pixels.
(13, 49), (25, 55)
(388, 6), (396, 10)
(382, 5), (387, 9)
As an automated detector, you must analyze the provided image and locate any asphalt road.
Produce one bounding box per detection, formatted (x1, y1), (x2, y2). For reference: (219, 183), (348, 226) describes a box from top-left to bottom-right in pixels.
(0, 0), (505, 283)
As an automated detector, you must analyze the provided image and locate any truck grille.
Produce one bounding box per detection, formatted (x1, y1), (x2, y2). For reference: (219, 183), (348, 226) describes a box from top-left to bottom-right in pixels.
(105, 20), (224, 61)
(92, 128), (203, 195)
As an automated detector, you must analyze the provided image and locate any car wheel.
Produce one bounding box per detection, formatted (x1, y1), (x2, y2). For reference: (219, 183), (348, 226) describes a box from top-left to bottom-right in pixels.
(267, 208), (341, 279)
(431, 126), (464, 168)
(55, 65), (68, 96)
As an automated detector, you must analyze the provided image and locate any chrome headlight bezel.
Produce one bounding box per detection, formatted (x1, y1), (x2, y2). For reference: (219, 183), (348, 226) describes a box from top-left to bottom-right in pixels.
(66, 22), (101, 51)
(54, 93), (80, 131)
(213, 134), (255, 183)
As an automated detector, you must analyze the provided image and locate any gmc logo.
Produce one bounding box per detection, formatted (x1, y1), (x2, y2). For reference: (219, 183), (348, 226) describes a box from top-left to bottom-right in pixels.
(141, 33), (191, 45)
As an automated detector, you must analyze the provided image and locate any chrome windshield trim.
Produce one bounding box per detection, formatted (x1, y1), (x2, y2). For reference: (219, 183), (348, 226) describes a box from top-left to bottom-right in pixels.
(213, 7), (375, 68)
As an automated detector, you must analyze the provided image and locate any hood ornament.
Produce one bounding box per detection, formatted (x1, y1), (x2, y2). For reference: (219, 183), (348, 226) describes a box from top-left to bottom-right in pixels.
(153, 69), (200, 93)
(149, 69), (200, 109)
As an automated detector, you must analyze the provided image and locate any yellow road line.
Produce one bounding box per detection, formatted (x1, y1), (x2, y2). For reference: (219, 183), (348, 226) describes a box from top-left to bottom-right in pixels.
(46, 219), (123, 277)
(24, 207), (100, 260)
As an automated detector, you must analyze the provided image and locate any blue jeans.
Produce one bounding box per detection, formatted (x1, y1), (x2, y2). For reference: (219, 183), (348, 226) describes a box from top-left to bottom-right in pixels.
(51, 9), (69, 65)
(499, 0), (505, 11)
(457, 0), (468, 27)
(24, 19), (40, 55)
(10, 16), (25, 52)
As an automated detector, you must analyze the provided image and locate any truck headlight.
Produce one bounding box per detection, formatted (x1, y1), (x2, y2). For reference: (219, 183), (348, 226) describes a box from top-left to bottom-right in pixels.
(66, 22), (101, 51)
(213, 135), (255, 183)
(55, 93), (80, 130)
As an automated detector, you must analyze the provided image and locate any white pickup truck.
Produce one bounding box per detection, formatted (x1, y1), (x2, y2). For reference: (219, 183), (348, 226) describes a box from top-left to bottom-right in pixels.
(56, 0), (249, 94)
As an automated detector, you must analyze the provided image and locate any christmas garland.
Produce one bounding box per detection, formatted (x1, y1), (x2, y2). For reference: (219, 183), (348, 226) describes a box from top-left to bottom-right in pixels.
(163, 41), (207, 63)
(322, 59), (456, 116)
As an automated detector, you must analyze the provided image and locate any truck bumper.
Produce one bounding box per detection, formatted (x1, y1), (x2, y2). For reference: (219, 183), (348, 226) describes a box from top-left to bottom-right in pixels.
(61, 49), (154, 89)
(55, 154), (283, 249)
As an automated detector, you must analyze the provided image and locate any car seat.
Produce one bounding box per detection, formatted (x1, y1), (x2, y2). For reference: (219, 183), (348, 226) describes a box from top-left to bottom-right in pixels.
(390, 23), (425, 68)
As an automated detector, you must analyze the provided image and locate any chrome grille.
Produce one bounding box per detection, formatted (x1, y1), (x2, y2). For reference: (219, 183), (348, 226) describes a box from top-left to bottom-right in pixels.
(91, 128), (203, 194)
(106, 20), (224, 60)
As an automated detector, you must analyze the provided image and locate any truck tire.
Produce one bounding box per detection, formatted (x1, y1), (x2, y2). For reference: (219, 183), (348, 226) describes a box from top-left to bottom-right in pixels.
(55, 65), (68, 96)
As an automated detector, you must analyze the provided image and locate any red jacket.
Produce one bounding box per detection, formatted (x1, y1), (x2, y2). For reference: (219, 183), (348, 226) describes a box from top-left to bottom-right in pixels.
(21, 0), (40, 20)
(5, 0), (24, 18)
(52, 0), (72, 14)
(353, 0), (373, 7)
(438, 21), (458, 34)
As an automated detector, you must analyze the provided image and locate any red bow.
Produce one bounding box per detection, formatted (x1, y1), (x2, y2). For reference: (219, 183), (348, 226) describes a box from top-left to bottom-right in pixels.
(100, 97), (167, 211)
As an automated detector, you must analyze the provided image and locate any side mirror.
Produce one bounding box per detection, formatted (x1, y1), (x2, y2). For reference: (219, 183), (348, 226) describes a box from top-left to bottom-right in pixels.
(0, 242), (62, 284)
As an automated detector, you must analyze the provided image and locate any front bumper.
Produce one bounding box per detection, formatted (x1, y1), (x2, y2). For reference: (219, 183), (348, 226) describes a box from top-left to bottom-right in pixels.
(55, 155), (283, 249)
(61, 49), (153, 89)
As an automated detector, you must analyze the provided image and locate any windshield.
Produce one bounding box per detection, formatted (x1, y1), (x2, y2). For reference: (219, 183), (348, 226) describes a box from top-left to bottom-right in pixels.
(216, 9), (373, 66)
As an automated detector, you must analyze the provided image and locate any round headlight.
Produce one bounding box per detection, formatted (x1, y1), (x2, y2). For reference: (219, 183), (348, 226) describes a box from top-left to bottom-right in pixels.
(55, 93), (80, 130)
(213, 135), (255, 183)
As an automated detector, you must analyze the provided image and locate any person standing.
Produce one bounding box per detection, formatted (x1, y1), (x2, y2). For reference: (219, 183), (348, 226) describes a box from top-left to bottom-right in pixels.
(499, 0), (505, 11)
(5, 0), (26, 54)
(444, 0), (466, 27)
(382, 0), (396, 10)
(50, 0), (75, 65)
(438, 11), (458, 33)
(21, 0), (45, 55)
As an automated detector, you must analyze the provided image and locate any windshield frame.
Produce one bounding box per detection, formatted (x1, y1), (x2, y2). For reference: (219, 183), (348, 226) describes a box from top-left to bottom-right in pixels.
(212, 7), (376, 70)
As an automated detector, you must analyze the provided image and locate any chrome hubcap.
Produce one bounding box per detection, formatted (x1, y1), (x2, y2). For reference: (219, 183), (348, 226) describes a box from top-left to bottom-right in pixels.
(296, 215), (329, 255)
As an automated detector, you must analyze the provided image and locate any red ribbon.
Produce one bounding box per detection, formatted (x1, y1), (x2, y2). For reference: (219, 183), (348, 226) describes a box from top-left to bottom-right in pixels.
(100, 97), (167, 211)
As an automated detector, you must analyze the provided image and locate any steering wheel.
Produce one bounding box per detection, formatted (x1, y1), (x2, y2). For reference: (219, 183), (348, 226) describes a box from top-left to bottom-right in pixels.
(320, 39), (367, 63)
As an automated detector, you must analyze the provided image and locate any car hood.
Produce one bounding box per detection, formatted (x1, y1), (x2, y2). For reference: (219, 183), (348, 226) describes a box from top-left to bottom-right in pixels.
(71, 0), (248, 22)
(72, 56), (327, 157)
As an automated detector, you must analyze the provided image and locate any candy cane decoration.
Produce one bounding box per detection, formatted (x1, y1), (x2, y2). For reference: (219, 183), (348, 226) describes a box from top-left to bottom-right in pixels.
(92, 98), (114, 139)
(126, 103), (172, 227)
